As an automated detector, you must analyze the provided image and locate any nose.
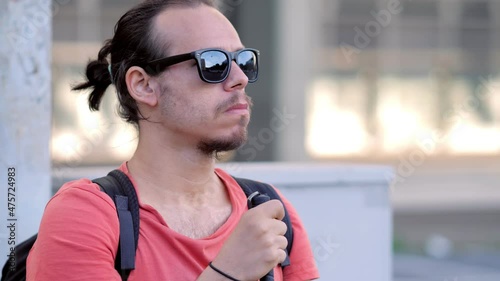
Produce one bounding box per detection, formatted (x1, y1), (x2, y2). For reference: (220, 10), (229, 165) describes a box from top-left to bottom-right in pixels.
(223, 61), (249, 91)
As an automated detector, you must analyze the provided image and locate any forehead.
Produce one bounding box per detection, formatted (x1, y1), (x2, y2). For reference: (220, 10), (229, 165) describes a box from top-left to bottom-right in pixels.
(153, 5), (244, 55)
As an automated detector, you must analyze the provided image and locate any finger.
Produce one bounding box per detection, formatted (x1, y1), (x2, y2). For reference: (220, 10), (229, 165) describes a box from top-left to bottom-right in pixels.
(277, 248), (287, 264)
(268, 246), (288, 266)
(265, 199), (285, 220)
(273, 220), (287, 236)
(275, 235), (288, 251)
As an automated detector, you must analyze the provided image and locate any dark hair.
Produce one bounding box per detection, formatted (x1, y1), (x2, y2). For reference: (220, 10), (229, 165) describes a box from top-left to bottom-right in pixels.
(72, 0), (215, 126)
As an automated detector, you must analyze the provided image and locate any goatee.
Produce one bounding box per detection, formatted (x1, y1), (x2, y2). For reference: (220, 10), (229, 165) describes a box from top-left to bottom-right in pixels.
(197, 116), (248, 156)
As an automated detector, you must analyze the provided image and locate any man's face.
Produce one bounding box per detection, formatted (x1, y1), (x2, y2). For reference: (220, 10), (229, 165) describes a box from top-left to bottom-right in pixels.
(151, 5), (252, 155)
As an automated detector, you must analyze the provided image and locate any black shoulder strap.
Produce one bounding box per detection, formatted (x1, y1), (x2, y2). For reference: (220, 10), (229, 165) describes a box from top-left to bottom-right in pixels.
(93, 170), (140, 281)
(232, 177), (293, 268)
(1, 234), (37, 281)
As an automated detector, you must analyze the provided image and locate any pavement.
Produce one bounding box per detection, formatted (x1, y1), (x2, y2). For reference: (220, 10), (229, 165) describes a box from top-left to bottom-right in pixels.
(390, 156), (500, 281)
(394, 254), (500, 281)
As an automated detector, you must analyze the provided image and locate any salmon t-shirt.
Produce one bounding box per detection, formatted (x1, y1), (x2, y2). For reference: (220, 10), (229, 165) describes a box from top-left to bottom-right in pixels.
(27, 163), (319, 281)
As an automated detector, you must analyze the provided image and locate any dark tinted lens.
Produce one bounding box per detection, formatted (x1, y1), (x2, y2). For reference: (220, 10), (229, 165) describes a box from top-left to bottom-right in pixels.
(237, 50), (258, 81)
(200, 51), (229, 82)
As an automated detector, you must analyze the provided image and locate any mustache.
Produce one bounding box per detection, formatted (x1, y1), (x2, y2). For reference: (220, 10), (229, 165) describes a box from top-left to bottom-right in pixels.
(215, 94), (253, 114)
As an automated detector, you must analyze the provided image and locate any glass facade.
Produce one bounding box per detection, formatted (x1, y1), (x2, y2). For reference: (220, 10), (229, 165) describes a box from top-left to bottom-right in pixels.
(306, 0), (500, 158)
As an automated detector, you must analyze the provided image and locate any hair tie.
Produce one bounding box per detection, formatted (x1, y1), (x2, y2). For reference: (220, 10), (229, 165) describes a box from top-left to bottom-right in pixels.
(108, 64), (114, 84)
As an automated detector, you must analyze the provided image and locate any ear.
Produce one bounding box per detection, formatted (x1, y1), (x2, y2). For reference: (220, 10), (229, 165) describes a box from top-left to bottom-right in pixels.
(125, 66), (159, 107)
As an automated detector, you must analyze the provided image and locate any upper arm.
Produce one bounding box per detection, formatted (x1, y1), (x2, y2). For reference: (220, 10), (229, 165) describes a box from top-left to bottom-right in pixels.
(27, 181), (121, 281)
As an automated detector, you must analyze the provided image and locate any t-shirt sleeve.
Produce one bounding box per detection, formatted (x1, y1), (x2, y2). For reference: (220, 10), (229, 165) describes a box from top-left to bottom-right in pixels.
(275, 188), (320, 281)
(27, 179), (121, 281)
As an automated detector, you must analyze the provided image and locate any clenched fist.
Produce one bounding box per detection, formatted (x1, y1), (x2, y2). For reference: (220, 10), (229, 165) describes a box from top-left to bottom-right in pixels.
(209, 199), (288, 281)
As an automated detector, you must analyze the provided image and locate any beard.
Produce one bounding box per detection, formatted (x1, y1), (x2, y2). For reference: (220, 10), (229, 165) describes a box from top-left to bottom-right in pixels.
(158, 80), (252, 157)
(197, 95), (252, 156)
(197, 115), (249, 156)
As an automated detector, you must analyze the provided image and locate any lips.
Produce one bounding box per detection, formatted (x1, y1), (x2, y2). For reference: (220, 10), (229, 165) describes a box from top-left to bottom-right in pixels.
(226, 103), (249, 112)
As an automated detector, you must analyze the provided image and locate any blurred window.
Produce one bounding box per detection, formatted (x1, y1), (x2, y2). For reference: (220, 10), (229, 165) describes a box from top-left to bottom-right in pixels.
(306, 0), (500, 158)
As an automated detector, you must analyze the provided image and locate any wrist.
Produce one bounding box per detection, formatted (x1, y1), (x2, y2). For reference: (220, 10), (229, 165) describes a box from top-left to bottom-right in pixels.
(208, 262), (241, 281)
(197, 262), (240, 281)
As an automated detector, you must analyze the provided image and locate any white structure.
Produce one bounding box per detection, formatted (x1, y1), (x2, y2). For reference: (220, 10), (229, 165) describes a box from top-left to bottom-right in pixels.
(0, 0), (52, 261)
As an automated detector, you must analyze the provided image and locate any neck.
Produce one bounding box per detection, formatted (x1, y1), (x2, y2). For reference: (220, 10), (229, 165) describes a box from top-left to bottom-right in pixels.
(127, 125), (222, 205)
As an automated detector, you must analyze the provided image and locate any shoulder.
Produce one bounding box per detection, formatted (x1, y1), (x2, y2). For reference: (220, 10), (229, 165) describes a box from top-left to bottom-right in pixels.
(52, 178), (116, 207)
(27, 178), (121, 280)
(41, 178), (118, 223)
(40, 177), (119, 236)
(37, 177), (120, 240)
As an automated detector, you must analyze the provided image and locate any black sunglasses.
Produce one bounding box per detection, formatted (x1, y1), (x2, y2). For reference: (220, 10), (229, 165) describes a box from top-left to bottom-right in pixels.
(145, 48), (260, 83)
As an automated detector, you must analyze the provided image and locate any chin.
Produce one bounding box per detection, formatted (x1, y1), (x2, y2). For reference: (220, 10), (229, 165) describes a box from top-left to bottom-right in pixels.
(197, 128), (248, 156)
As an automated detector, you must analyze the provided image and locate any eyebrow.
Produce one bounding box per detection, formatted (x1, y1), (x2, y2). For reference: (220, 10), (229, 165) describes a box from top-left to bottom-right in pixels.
(211, 45), (246, 52)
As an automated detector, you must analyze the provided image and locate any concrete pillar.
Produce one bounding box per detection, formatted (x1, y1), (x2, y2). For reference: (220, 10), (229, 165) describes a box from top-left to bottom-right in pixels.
(228, 0), (278, 162)
(0, 0), (52, 259)
(275, 0), (314, 161)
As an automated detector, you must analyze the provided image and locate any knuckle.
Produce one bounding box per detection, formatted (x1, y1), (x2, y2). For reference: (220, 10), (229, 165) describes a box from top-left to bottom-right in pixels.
(249, 219), (268, 237)
(263, 249), (280, 264)
(263, 236), (275, 248)
(244, 212), (262, 226)
(268, 248), (286, 264)
(270, 199), (284, 209)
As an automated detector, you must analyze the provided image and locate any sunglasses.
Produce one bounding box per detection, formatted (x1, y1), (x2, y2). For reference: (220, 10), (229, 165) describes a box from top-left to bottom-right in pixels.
(145, 48), (260, 83)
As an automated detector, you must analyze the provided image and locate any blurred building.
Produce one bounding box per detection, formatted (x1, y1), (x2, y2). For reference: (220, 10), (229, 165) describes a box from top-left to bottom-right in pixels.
(52, 0), (500, 167)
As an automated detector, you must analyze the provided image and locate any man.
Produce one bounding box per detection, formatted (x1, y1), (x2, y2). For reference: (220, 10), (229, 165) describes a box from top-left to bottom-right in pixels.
(27, 0), (319, 280)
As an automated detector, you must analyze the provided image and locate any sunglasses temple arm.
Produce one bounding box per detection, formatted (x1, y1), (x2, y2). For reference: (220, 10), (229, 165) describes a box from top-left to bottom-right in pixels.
(145, 52), (195, 74)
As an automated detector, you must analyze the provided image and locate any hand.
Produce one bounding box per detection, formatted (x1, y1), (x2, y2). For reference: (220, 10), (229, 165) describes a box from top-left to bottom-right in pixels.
(211, 199), (288, 281)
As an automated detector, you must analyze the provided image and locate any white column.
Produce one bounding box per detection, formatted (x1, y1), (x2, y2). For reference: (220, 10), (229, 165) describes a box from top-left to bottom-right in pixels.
(0, 0), (52, 259)
(490, 0), (500, 70)
(275, 0), (315, 161)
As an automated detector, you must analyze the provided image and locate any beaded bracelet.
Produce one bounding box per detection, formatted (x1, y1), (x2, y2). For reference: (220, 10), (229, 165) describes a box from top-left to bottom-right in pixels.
(208, 262), (241, 281)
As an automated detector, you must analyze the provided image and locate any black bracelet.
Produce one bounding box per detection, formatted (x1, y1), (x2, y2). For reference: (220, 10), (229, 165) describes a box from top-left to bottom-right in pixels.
(208, 262), (241, 281)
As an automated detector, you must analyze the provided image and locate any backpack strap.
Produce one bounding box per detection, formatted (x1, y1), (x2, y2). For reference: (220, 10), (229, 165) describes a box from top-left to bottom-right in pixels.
(1, 234), (38, 281)
(93, 170), (140, 281)
(232, 177), (293, 268)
